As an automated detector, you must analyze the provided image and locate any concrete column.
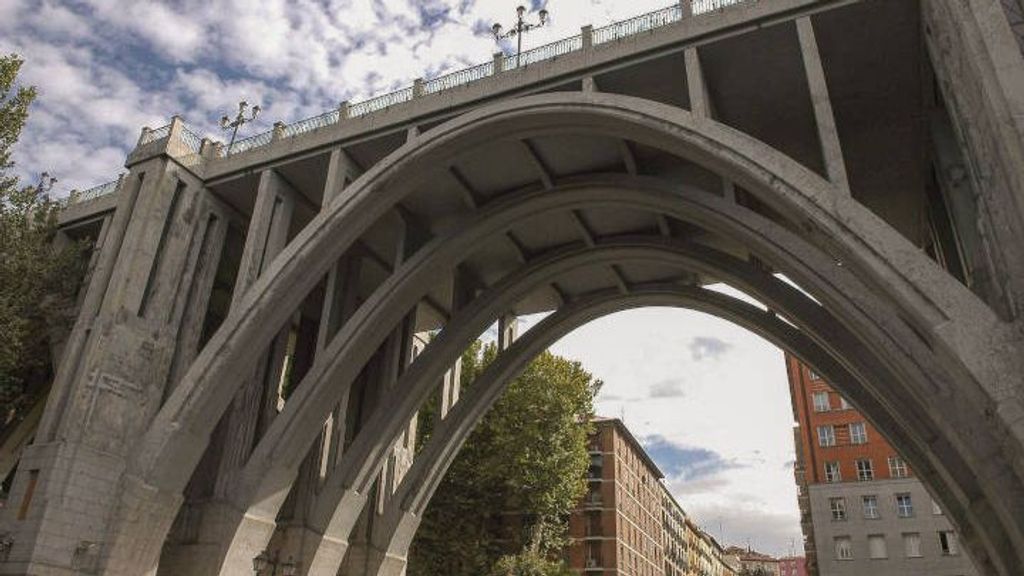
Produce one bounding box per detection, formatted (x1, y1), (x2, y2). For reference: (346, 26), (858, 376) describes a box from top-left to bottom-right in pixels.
(796, 16), (851, 196)
(157, 169), (298, 575)
(684, 48), (711, 119)
(0, 157), (211, 576)
(498, 313), (519, 351)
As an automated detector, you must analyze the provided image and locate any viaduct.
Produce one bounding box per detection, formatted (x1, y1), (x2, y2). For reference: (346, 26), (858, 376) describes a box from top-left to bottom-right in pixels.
(2, 0), (1024, 574)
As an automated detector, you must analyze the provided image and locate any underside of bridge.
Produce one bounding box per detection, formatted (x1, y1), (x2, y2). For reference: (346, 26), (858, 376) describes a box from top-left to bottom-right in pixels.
(3, 1), (1024, 575)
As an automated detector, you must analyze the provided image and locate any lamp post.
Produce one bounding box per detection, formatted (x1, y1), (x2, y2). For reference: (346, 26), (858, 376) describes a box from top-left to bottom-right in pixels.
(252, 550), (297, 576)
(220, 100), (262, 156)
(492, 5), (550, 68)
(35, 172), (57, 197)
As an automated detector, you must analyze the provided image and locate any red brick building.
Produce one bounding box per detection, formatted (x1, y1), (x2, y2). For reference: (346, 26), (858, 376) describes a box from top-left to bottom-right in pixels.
(567, 417), (665, 575)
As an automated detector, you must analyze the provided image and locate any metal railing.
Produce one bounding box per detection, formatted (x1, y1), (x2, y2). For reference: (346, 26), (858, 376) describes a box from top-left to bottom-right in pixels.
(66, 178), (120, 206)
(348, 86), (416, 118)
(281, 109), (341, 138)
(503, 34), (584, 69)
(592, 4), (683, 44)
(424, 60), (495, 94)
(139, 124), (171, 146)
(224, 130), (274, 157)
(179, 125), (204, 154)
(693, 0), (749, 15)
(136, 0), (757, 164)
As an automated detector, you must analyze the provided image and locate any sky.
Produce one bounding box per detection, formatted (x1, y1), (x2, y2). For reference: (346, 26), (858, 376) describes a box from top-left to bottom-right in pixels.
(3, 0), (799, 558)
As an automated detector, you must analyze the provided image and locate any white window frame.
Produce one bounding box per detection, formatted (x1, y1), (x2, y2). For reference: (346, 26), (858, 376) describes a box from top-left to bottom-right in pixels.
(856, 459), (874, 481)
(838, 396), (851, 410)
(834, 536), (853, 560)
(903, 533), (922, 558)
(829, 497), (847, 521)
(812, 391), (830, 412)
(817, 425), (836, 447)
(849, 422), (868, 444)
(888, 456), (908, 478)
(939, 531), (958, 556)
(862, 495), (880, 519)
(896, 493), (914, 518)
(824, 461), (841, 483)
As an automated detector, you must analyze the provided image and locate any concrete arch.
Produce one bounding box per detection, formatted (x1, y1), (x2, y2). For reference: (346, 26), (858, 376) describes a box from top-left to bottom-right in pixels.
(367, 284), (862, 576)
(103, 93), (1022, 575)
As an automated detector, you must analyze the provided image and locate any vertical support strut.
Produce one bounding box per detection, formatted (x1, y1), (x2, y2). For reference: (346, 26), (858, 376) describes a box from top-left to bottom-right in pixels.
(797, 16), (851, 196)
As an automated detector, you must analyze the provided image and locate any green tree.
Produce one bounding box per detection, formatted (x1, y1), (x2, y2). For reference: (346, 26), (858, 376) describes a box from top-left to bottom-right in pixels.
(409, 341), (600, 576)
(488, 550), (576, 576)
(0, 54), (85, 428)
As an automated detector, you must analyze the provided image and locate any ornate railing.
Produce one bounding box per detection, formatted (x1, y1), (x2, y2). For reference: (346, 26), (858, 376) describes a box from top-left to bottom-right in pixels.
(282, 109), (341, 138)
(225, 130), (274, 157)
(693, 0), (748, 15)
(424, 60), (495, 94)
(348, 86), (416, 118)
(139, 124), (171, 146)
(66, 179), (120, 206)
(136, 0), (757, 165)
(593, 4), (683, 44)
(503, 34), (584, 69)
(179, 125), (204, 154)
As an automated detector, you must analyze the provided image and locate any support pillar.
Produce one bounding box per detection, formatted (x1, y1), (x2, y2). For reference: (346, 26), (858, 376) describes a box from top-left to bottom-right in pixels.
(0, 154), (214, 576)
(796, 16), (851, 196)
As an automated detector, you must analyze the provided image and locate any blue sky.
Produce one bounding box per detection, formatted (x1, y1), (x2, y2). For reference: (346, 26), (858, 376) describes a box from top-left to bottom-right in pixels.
(3, 0), (800, 557)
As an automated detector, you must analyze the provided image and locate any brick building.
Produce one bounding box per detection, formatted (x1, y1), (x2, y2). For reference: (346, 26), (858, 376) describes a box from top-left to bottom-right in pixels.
(567, 417), (736, 576)
(777, 556), (807, 576)
(786, 354), (978, 576)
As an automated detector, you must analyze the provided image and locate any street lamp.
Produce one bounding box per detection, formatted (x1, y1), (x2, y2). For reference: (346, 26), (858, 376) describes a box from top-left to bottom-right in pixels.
(220, 100), (262, 155)
(252, 550), (297, 576)
(492, 4), (550, 68)
(35, 172), (57, 197)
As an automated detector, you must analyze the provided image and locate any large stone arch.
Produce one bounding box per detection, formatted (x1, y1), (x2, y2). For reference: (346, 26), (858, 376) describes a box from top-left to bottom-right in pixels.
(368, 284), (866, 576)
(101, 93), (1022, 576)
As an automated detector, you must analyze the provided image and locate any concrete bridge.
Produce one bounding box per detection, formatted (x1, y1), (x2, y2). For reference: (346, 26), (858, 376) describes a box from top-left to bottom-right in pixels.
(3, 0), (1024, 574)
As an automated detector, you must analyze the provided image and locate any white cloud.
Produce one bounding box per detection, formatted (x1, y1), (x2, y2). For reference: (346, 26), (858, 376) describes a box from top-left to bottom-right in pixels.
(549, 307), (801, 557)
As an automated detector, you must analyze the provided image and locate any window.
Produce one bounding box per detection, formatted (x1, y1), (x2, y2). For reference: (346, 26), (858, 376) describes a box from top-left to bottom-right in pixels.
(856, 459), (874, 481)
(903, 533), (922, 557)
(824, 461), (841, 483)
(939, 531), (959, 555)
(862, 495), (880, 519)
(808, 368), (821, 381)
(932, 500), (943, 515)
(839, 396), (851, 410)
(868, 535), (888, 559)
(812, 391), (830, 412)
(829, 497), (847, 521)
(849, 422), (868, 444)
(817, 425), (836, 447)
(889, 456), (908, 478)
(834, 536), (853, 560)
(896, 493), (914, 517)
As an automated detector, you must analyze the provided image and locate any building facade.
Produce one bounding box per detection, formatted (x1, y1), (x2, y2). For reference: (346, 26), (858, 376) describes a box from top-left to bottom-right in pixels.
(786, 355), (979, 576)
(567, 418), (736, 576)
(776, 556), (806, 576)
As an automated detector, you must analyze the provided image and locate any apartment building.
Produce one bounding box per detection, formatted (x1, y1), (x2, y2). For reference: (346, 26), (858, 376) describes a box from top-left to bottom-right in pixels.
(567, 418), (736, 576)
(785, 354), (978, 576)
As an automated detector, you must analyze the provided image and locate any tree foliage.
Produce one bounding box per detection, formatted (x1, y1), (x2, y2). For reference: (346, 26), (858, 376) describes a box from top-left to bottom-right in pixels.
(0, 54), (85, 428)
(408, 341), (600, 576)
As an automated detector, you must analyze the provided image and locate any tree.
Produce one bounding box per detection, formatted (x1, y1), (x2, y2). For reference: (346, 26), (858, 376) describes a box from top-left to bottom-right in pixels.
(408, 341), (601, 576)
(0, 54), (85, 428)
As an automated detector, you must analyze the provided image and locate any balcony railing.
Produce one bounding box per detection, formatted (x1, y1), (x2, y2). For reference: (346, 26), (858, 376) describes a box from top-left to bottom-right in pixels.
(139, 124), (171, 146)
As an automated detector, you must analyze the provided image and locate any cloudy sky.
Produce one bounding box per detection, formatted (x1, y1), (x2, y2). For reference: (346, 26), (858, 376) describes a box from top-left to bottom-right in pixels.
(3, 0), (799, 558)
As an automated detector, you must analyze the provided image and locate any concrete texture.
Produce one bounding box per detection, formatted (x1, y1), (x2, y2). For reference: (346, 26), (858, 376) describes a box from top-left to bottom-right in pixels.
(1, 2), (1023, 575)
